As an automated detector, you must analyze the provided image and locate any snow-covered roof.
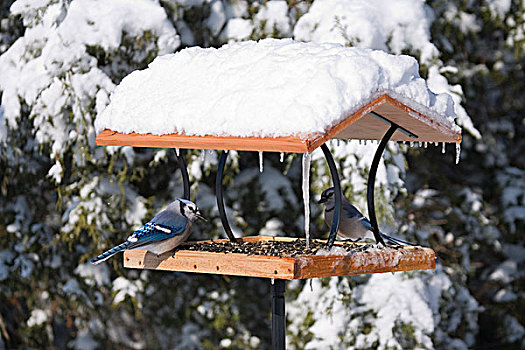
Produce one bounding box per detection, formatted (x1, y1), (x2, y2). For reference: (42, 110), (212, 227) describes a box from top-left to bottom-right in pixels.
(95, 39), (461, 152)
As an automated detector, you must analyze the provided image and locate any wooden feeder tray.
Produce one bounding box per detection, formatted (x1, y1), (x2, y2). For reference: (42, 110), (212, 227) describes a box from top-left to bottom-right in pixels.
(123, 236), (436, 279)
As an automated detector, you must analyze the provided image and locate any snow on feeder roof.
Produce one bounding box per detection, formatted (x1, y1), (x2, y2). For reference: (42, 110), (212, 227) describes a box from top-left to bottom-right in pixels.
(95, 39), (461, 152)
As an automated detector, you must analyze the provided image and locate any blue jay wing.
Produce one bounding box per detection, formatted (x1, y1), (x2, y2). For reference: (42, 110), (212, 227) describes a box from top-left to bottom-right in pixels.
(359, 216), (373, 230)
(341, 200), (373, 230)
(150, 209), (189, 231)
(341, 201), (365, 218)
(342, 201), (369, 220)
(126, 222), (184, 249)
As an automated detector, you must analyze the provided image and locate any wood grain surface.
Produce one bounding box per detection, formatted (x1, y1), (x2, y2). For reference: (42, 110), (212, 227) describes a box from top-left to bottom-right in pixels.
(123, 236), (436, 280)
(96, 94), (461, 152)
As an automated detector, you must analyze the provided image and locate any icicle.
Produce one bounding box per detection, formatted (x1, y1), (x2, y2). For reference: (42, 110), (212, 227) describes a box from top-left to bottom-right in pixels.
(364, 140), (367, 145)
(259, 151), (264, 172)
(337, 139), (340, 146)
(424, 142), (428, 148)
(359, 140), (362, 145)
(455, 143), (461, 164)
(410, 141), (414, 147)
(209, 150), (213, 155)
(200, 150), (206, 162)
(280, 152), (284, 162)
(441, 142), (446, 154)
(302, 153), (312, 249)
(175, 148), (180, 156)
(434, 142), (439, 146)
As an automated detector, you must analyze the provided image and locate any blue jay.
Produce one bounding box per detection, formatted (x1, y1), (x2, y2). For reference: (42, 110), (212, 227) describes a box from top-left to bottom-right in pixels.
(318, 187), (413, 246)
(91, 198), (205, 264)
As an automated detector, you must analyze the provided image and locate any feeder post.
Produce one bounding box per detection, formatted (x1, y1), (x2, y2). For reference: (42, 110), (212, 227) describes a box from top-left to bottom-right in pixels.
(321, 144), (342, 249)
(174, 149), (190, 200)
(216, 151), (238, 242)
(271, 279), (286, 350)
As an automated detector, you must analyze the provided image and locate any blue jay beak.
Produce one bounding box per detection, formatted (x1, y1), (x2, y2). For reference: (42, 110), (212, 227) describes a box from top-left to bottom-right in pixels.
(196, 212), (207, 222)
(318, 197), (327, 204)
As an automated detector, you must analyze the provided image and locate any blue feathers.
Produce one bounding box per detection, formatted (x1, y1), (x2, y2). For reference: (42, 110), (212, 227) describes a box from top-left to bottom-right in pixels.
(91, 241), (131, 264)
(91, 219), (187, 264)
(126, 222), (184, 249)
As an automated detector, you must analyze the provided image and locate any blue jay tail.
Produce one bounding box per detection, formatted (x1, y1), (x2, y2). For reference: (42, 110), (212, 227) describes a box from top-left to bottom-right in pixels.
(91, 241), (131, 264)
(380, 232), (416, 246)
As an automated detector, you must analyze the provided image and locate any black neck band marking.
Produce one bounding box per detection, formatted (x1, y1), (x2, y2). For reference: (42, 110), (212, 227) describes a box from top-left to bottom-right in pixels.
(179, 201), (187, 218)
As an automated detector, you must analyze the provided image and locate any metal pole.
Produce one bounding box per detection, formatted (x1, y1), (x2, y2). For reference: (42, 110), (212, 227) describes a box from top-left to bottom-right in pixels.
(271, 279), (286, 350)
(366, 125), (398, 246)
(215, 151), (237, 242)
(321, 144), (342, 249)
(174, 149), (190, 200)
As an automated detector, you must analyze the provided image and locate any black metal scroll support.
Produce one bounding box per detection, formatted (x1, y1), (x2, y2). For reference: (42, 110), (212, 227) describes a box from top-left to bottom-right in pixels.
(174, 149), (190, 200)
(367, 112), (418, 246)
(366, 125), (399, 246)
(271, 279), (286, 350)
(216, 151), (237, 242)
(367, 126), (397, 246)
(321, 144), (342, 249)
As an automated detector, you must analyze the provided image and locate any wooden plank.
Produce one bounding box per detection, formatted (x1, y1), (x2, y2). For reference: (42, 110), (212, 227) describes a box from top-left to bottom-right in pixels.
(308, 95), (461, 151)
(333, 97), (461, 142)
(96, 129), (309, 153)
(306, 95), (390, 151)
(96, 94), (460, 153)
(293, 245), (435, 279)
(123, 236), (436, 280)
(124, 249), (296, 279)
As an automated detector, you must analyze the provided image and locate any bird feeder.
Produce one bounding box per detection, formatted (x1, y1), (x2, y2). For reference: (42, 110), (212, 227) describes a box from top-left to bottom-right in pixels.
(94, 39), (461, 349)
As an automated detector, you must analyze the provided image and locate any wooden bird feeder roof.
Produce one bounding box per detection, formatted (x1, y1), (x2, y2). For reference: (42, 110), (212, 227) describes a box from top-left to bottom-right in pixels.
(96, 94), (461, 153)
(123, 236), (436, 279)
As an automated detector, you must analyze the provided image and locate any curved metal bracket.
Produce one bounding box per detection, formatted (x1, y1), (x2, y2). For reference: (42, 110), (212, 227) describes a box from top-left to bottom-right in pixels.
(174, 149), (190, 200)
(216, 151), (237, 242)
(321, 144), (342, 249)
(366, 126), (398, 246)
